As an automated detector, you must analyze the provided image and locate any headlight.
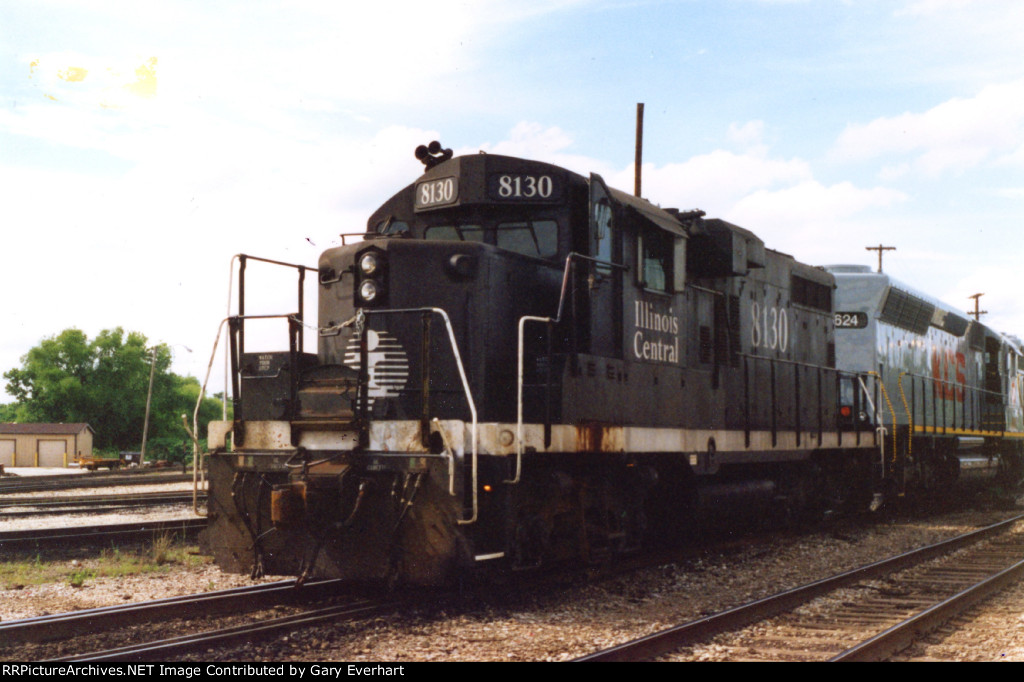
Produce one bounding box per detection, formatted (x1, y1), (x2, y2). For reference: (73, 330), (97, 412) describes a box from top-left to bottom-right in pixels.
(359, 252), (381, 276)
(359, 279), (380, 303)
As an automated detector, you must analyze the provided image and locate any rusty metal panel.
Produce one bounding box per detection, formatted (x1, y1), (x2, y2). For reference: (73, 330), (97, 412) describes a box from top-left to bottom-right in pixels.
(270, 481), (306, 527)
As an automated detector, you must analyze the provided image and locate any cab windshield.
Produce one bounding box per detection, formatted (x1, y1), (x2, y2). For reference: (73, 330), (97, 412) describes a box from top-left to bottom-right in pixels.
(424, 219), (559, 260)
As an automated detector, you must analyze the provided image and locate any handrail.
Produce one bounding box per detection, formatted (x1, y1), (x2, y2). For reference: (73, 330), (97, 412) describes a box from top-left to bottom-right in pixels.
(201, 306), (480, 523)
(513, 252), (619, 484)
(190, 312), (302, 514)
(876, 369), (1008, 435)
(858, 374), (885, 476)
(740, 354), (854, 445)
(180, 414), (206, 516)
(896, 369), (1009, 401)
(515, 316), (553, 484)
(868, 371), (899, 485)
(232, 253), (313, 379)
(190, 316), (235, 516)
(357, 307), (479, 525)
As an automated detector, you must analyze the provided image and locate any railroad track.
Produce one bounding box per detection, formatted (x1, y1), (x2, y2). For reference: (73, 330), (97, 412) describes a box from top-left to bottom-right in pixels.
(0, 518), (206, 552)
(0, 472), (195, 494)
(575, 513), (1024, 662)
(53, 596), (403, 662)
(0, 491), (205, 518)
(0, 577), (403, 662)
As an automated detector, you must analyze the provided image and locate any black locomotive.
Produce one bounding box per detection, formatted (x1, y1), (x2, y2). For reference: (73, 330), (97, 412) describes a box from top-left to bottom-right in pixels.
(201, 144), (1024, 586)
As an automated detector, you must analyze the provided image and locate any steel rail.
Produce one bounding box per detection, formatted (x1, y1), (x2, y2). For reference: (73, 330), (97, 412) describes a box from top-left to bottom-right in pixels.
(0, 473), (195, 494)
(574, 513), (1024, 662)
(50, 598), (401, 662)
(0, 518), (206, 552)
(0, 493), (204, 518)
(831, 554), (1024, 661)
(0, 491), (201, 508)
(0, 577), (348, 645)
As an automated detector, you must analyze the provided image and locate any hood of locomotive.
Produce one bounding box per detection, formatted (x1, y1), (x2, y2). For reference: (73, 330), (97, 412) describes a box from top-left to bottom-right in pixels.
(317, 237), (561, 425)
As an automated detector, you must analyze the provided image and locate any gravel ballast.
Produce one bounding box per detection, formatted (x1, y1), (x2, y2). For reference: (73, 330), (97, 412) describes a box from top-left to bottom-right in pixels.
(4, 469), (1024, 661)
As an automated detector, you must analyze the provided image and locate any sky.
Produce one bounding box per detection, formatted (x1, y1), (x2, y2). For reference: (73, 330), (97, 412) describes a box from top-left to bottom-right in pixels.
(1, 0), (1022, 401)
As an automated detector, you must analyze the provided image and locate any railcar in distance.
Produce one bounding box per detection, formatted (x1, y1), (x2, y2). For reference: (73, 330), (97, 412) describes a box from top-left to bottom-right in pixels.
(827, 265), (1024, 496)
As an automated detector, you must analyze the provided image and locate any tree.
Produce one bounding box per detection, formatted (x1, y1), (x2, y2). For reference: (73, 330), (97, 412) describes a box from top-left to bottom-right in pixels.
(0, 403), (18, 422)
(3, 327), (226, 453)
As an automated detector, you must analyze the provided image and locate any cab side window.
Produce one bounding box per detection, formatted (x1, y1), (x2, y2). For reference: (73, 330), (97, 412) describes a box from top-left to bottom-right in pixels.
(638, 228), (673, 292)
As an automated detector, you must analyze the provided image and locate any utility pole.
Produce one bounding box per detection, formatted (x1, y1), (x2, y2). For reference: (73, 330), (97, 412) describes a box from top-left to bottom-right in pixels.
(141, 344), (192, 464)
(968, 293), (987, 321)
(141, 347), (157, 464)
(865, 244), (896, 273)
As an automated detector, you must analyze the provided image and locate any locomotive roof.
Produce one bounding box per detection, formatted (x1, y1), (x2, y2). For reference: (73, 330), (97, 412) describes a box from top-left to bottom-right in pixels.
(367, 151), (696, 240)
(605, 185), (688, 237)
(825, 264), (969, 319)
(824, 264), (1021, 349)
(363, 151), (821, 272)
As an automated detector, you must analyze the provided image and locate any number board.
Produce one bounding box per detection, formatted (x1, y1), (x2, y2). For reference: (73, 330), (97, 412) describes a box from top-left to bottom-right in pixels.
(834, 312), (869, 329)
(487, 173), (563, 202)
(415, 177), (459, 210)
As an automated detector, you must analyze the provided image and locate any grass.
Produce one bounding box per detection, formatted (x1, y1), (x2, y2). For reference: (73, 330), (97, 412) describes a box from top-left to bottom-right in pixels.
(0, 535), (209, 590)
(68, 567), (95, 588)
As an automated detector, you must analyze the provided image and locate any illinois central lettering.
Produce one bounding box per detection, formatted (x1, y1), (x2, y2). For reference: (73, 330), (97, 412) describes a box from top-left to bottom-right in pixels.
(633, 301), (680, 363)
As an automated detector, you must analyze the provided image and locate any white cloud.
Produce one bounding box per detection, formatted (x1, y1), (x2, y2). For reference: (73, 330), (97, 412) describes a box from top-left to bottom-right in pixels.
(478, 122), (913, 273)
(893, 0), (1024, 60)
(473, 122), (620, 180)
(897, 0), (976, 14)
(477, 122), (575, 158)
(2, 1), (590, 166)
(943, 265), (1024, 339)
(990, 187), (1024, 200)
(724, 181), (908, 265)
(476, 121), (817, 220)
(731, 180), (906, 224)
(612, 149), (813, 215)
(727, 120), (766, 150)
(832, 80), (1024, 176)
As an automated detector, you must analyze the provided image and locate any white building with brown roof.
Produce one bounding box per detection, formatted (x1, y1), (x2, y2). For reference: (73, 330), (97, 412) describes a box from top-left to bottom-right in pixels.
(0, 423), (95, 467)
